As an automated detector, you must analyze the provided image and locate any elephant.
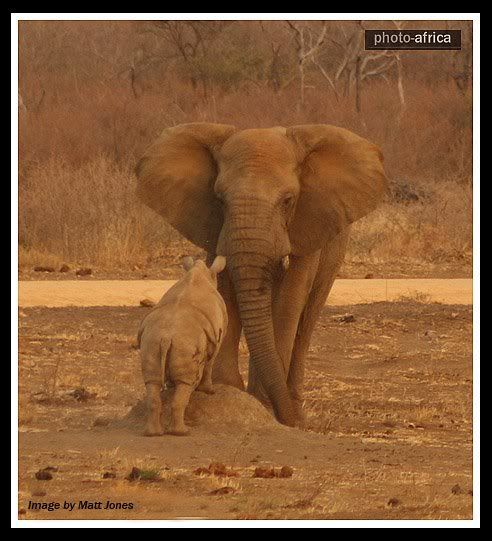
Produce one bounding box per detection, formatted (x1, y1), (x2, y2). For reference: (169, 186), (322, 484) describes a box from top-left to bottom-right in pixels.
(136, 123), (388, 428)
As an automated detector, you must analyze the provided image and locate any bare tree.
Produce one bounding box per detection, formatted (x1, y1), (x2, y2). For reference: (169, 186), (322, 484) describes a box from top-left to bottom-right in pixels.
(327, 21), (406, 113)
(137, 21), (230, 97)
(286, 21), (339, 106)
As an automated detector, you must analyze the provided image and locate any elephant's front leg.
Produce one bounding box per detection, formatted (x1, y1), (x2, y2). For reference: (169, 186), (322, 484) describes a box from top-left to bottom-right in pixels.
(211, 270), (244, 389)
(287, 229), (350, 416)
(247, 252), (320, 404)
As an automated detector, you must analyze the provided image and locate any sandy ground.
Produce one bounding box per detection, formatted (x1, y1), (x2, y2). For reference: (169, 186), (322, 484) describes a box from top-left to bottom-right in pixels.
(17, 291), (473, 521)
(18, 278), (473, 308)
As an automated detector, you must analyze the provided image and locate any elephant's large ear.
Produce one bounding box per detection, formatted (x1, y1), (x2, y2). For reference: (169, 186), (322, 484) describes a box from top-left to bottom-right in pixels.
(287, 125), (388, 255)
(136, 122), (236, 251)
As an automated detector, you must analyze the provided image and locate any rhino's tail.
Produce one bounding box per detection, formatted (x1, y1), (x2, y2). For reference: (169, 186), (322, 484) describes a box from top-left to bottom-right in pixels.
(160, 337), (172, 386)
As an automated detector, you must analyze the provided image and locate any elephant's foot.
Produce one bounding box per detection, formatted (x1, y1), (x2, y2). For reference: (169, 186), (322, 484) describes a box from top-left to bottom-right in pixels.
(144, 421), (164, 437)
(167, 426), (190, 436)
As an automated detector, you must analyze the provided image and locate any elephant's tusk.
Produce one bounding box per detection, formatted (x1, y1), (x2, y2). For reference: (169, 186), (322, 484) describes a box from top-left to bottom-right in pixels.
(281, 255), (290, 271)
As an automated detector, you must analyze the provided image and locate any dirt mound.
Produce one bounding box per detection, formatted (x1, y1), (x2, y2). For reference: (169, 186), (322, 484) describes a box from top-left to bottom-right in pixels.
(118, 384), (279, 434)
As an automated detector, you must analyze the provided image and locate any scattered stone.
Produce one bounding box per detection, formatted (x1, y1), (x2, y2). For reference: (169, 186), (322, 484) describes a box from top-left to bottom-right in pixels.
(31, 490), (46, 497)
(93, 417), (110, 427)
(209, 486), (235, 496)
(126, 467), (140, 481)
(387, 497), (401, 507)
(365, 273), (374, 279)
(253, 467), (276, 479)
(451, 484), (464, 495)
(279, 466), (294, 478)
(334, 313), (356, 324)
(76, 268), (92, 277)
(59, 264), (70, 273)
(35, 469), (53, 481)
(252, 466), (294, 479)
(139, 298), (156, 308)
(194, 462), (238, 477)
(102, 472), (116, 479)
(19, 508), (26, 515)
(69, 387), (95, 402)
(33, 266), (55, 273)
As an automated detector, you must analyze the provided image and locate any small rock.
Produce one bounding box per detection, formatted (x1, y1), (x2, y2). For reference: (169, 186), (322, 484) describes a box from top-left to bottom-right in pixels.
(102, 472), (116, 479)
(279, 466), (294, 478)
(140, 298), (156, 308)
(365, 273), (374, 279)
(69, 387), (95, 402)
(387, 497), (401, 507)
(76, 268), (92, 277)
(31, 490), (46, 497)
(33, 266), (55, 273)
(93, 417), (110, 427)
(451, 484), (464, 495)
(253, 467), (276, 479)
(125, 467), (141, 481)
(334, 314), (356, 324)
(209, 486), (235, 495)
(19, 508), (26, 515)
(59, 264), (70, 273)
(35, 469), (53, 481)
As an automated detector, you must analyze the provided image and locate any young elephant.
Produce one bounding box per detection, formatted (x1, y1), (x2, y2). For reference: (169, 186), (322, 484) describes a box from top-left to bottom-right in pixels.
(138, 256), (228, 436)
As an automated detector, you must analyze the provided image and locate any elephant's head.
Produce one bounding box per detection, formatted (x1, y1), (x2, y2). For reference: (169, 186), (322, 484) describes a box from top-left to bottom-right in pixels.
(136, 123), (387, 426)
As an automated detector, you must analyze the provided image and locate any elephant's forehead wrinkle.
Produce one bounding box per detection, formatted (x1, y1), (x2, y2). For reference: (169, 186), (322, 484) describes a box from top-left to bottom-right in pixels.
(217, 141), (298, 197)
(220, 130), (296, 173)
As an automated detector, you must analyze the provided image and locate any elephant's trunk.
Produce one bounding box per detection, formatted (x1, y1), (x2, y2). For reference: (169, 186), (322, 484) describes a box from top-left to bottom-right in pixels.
(224, 207), (297, 427)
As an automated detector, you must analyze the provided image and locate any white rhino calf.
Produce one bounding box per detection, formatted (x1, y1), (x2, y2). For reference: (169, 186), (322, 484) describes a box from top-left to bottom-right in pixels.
(138, 256), (228, 436)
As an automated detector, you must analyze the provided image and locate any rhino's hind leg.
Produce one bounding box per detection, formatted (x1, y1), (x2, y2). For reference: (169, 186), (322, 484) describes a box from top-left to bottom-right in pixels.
(144, 382), (163, 436)
(196, 362), (215, 395)
(168, 383), (193, 436)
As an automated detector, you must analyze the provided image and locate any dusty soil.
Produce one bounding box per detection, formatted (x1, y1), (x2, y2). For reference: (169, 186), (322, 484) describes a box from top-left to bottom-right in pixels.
(18, 299), (473, 521)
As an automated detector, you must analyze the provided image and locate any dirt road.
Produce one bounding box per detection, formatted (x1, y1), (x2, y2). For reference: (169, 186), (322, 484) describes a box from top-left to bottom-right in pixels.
(18, 278), (472, 307)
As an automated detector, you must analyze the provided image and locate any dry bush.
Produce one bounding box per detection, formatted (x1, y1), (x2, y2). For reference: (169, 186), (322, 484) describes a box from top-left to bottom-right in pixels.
(19, 156), (183, 267)
(18, 20), (472, 272)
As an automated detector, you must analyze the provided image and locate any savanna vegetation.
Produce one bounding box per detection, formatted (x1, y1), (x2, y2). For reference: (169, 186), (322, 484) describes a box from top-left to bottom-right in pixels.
(18, 20), (473, 277)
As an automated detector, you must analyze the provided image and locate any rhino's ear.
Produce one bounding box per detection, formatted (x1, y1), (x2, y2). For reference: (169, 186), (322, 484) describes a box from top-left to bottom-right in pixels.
(182, 256), (195, 271)
(136, 123), (237, 251)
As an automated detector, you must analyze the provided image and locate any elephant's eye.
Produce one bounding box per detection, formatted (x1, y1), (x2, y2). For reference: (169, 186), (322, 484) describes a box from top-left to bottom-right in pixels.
(282, 194), (295, 210)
